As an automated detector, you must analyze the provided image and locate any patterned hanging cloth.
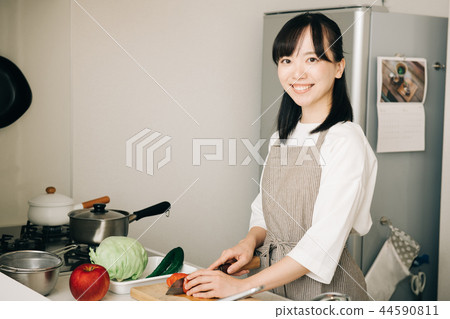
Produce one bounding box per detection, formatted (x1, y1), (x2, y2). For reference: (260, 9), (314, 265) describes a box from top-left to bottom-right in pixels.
(388, 224), (420, 269)
(365, 223), (420, 301)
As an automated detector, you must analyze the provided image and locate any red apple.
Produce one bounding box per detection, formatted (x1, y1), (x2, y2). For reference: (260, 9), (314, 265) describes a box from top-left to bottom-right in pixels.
(69, 263), (110, 301)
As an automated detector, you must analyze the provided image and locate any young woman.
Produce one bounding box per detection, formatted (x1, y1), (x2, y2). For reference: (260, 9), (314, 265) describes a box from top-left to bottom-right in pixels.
(185, 13), (377, 301)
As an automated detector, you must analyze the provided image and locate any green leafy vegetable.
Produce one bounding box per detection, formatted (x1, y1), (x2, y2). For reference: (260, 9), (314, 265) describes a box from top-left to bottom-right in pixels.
(89, 236), (148, 281)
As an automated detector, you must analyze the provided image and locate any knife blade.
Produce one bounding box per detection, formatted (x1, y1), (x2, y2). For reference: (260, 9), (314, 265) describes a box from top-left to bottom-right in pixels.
(166, 277), (186, 295)
(166, 256), (260, 295)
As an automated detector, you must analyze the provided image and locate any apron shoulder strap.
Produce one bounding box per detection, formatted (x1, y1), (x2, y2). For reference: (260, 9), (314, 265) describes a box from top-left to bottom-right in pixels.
(273, 127), (329, 148)
(315, 129), (329, 151)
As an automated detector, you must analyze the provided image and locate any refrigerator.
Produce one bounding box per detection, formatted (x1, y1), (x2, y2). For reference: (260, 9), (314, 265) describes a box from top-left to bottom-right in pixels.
(259, 6), (447, 301)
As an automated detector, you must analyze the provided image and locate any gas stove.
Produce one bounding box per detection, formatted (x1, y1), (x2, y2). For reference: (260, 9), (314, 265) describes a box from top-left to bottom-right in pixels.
(0, 221), (92, 273)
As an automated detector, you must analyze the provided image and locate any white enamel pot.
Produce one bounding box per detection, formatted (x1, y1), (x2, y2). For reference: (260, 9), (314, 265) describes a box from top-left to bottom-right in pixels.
(28, 186), (110, 226)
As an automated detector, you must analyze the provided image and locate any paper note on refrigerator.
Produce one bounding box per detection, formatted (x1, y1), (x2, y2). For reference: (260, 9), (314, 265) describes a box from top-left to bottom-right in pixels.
(376, 57), (427, 153)
(376, 103), (425, 153)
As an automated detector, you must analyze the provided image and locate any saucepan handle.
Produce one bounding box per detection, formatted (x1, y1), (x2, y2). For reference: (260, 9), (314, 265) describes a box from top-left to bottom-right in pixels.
(0, 264), (20, 273)
(81, 196), (110, 209)
(130, 201), (171, 222)
(50, 244), (79, 256)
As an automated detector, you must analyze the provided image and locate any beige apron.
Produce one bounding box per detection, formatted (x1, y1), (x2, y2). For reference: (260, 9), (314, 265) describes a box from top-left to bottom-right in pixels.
(256, 129), (369, 301)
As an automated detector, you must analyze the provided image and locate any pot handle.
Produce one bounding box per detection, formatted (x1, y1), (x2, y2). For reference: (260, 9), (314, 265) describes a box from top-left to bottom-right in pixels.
(0, 264), (20, 273)
(50, 244), (79, 256)
(130, 201), (171, 222)
(81, 196), (110, 209)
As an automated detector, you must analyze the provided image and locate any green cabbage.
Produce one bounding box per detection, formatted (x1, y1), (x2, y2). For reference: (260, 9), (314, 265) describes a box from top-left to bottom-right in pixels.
(89, 236), (148, 281)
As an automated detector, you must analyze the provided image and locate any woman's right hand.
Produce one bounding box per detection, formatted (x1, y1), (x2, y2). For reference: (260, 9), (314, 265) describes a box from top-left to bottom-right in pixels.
(208, 239), (255, 276)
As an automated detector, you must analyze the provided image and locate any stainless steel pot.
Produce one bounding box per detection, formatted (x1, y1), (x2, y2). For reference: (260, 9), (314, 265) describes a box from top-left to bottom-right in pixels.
(68, 201), (171, 245)
(0, 245), (77, 296)
(28, 186), (110, 226)
(312, 292), (351, 301)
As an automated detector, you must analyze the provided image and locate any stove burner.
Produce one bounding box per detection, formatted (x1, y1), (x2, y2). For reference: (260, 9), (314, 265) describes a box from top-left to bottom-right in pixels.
(0, 221), (91, 273)
(0, 233), (44, 252)
(1, 234), (13, 251)
(20, 221), (70, 243)
(64, 243), (95, 271)
(1, 234), (13, 242)
(14, 238), (44, 250)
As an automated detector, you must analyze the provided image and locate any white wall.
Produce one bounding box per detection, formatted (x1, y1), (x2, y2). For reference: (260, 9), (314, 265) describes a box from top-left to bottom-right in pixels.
(70, 0), (449, 270)
(71, 0), (265, 268)
(0, 0), (71, 226)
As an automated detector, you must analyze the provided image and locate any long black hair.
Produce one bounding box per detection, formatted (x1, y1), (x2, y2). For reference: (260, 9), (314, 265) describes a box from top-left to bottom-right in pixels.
(273, 13), (353, 140)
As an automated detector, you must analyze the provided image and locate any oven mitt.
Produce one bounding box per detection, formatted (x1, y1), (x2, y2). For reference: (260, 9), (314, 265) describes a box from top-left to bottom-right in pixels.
(365, 225), (420, 301)
(365, 238), (409, 300)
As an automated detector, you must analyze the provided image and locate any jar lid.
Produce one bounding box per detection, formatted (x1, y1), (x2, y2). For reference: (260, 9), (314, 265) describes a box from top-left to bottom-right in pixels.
(28, 187), (74, 207)
(68, 203), (127, 221)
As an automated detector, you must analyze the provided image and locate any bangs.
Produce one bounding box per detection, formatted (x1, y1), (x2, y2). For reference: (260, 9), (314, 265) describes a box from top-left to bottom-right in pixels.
(272, 14), (334, 64)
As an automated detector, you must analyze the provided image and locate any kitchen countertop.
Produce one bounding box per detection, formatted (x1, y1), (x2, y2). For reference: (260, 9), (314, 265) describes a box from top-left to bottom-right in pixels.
(48, 273), (287, 301)
(48, 272), (135, 301)
(0, 269), (135, 301)
(1, 247), (288, 301)
(0, 272), (48, 301)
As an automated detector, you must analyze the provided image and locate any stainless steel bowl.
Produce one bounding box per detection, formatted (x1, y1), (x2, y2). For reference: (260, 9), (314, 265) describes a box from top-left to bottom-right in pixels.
(0, 250), (63, 296)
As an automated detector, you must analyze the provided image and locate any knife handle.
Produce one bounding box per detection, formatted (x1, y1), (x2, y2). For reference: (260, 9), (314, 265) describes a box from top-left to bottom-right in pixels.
(243, 256), (261, 270)
(219, 256), (260, 273)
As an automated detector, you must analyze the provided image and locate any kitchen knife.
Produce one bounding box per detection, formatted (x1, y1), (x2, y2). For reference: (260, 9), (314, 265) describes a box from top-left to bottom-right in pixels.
(217, 255), (260, 274)
(166, 276), (186, 295)
(166, 256), (261, 295)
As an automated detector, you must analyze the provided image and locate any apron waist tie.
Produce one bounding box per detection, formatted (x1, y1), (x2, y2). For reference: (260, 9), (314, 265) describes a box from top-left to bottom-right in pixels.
(258, 231), (297, 297)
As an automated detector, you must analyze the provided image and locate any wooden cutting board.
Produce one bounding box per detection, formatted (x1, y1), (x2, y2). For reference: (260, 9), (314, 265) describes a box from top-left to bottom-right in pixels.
(130, 282), (259, 301)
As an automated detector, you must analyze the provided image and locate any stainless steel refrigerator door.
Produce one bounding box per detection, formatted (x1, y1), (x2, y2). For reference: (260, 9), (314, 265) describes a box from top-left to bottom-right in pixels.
(363, 12), (447, 301)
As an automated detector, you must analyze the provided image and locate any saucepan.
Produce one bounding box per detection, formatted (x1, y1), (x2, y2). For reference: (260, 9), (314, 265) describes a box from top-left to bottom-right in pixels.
(0, 244), (77, 296)
(68, 201), (171, 245)
(28, 186), (110, 226)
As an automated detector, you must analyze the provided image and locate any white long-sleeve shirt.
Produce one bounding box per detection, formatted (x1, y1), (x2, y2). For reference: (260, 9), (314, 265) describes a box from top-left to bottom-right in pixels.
(249, 121), (377, 284)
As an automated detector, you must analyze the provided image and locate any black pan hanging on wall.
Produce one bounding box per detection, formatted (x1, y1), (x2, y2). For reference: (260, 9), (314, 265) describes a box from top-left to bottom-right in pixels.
(0, 56), (32, 128)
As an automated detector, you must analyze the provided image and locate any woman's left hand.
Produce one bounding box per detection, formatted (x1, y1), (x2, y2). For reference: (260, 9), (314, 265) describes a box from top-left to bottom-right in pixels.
(185, 269), (247, 299)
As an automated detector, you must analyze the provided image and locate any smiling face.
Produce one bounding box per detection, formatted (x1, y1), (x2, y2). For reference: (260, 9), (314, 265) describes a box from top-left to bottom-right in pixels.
(277, 27), (345, 121)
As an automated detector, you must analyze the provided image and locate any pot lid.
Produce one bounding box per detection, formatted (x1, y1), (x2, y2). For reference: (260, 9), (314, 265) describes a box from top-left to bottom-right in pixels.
(28, 186), (74, 207)
(68, 203), (127, 221)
